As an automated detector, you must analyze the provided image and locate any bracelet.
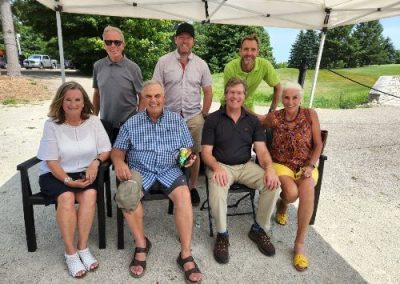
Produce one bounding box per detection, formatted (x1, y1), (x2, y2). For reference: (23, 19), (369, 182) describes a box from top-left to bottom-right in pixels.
(64, 176), (73, 185)
(94, 158), (102, 164)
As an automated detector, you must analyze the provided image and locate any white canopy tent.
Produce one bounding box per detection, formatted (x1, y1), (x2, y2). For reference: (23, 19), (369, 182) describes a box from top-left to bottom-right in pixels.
(36, 0), (400, 106)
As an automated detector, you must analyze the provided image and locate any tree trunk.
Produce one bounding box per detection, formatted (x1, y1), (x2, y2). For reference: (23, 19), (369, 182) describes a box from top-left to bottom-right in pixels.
(1, 0), (21, 76)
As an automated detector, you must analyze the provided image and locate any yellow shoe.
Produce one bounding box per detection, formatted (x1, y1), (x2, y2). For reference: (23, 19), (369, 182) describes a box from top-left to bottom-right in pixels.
(276, 212), (288, 225)
(293, 254), (309, 272)
(275, 199), (288, 225)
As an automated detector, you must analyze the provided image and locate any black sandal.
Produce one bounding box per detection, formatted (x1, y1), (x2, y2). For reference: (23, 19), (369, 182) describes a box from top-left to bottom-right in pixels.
(129, 237), (152, 278)
(176, 253), (202, 284)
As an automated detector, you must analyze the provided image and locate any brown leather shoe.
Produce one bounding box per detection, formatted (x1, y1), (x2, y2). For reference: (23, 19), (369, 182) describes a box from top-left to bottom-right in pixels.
(213, 233), (229, 264)
(248, 227), (275, 256)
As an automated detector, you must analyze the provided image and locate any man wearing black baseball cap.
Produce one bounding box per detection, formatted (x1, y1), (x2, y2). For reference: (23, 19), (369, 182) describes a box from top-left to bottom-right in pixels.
(153, 22), (213, 208)
(175, 22), (195, 38)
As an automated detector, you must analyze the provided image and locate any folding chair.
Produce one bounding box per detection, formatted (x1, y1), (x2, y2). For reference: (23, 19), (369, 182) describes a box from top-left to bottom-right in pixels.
(200, 178), (257, 237)
(16, 157), (112, 252)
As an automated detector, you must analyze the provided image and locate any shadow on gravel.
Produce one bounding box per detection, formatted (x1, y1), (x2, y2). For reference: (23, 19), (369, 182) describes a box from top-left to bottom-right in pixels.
(0, 168), (366, 283)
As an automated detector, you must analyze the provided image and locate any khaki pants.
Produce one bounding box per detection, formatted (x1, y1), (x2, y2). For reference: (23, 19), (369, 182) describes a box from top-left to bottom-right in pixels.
(186, 113), (204, 153)
(206, 161), (279, 233)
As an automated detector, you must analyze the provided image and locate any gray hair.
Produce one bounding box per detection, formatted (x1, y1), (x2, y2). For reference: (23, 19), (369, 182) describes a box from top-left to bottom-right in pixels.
(282, 81), (304, 100)
(102, 25), (125, 44)
(142, 80), (165, 93)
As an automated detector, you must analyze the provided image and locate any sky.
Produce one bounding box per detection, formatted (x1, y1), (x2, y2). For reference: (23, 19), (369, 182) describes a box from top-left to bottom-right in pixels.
(266, 16), (400, 63)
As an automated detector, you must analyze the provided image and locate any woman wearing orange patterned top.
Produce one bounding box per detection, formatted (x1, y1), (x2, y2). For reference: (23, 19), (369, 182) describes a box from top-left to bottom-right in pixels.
(263, 81), (322, 272)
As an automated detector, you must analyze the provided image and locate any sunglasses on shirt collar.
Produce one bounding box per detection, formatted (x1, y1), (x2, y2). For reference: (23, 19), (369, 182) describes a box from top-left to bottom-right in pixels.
(104, 40), (123, 47)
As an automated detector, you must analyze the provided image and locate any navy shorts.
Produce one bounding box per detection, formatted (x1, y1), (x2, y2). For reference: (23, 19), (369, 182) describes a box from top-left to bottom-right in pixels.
(145, 174), (188, 197)
(39, 172), (98, 205)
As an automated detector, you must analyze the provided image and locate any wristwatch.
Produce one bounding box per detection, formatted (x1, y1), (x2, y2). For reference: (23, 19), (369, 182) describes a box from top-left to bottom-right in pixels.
(94, 158), (102, 164)
(64, 176), (73, 185)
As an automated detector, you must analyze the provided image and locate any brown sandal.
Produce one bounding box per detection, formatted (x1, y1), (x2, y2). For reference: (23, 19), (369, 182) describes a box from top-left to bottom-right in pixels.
(176, 253), (202, 284)
(129, 237), (152, 278)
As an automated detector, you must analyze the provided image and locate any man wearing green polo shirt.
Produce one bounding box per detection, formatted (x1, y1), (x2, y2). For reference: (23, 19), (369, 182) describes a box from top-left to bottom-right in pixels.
(224, 33), (281, 122)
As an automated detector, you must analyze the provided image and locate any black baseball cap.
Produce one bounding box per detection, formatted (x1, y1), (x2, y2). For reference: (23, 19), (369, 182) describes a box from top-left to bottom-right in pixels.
(176, 22), (195, 38)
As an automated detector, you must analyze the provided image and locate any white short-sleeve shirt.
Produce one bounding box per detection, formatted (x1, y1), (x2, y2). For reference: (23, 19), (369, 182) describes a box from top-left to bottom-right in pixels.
(37, 115), (111, 175)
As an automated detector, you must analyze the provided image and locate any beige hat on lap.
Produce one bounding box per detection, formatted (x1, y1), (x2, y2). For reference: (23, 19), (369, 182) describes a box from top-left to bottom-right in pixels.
(115, 170), (143, 211)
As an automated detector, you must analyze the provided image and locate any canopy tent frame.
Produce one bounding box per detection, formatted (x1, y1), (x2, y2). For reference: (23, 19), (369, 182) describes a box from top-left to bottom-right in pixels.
(55, 5), (66, 83)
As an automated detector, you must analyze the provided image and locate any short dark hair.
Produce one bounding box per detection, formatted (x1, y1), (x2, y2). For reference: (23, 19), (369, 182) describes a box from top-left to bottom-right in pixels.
(224, 78), (248, 96)
(240, 33), (260, 48)
(48, 81), (94, 124)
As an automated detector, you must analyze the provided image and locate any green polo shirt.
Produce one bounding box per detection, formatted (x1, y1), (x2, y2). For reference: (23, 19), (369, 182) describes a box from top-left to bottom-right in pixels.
(223, 57), (280, 110)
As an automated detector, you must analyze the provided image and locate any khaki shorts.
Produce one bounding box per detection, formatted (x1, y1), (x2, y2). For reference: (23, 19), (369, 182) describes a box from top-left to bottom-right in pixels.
(186, 113), (204, 153)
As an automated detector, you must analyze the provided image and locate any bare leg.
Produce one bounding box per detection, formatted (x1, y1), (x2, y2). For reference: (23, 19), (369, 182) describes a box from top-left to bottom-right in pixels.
(57, 191), (86, 278)
(294, 178), (315, 254)
(278, 176), (299, 214)
(75, 189), (97, 250)
(169, 185), (201, 283)
(123, 202), (147, 276)
(56, 191), (78, 255)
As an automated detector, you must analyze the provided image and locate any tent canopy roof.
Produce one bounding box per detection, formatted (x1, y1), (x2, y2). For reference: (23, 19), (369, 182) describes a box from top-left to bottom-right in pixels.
(37, 0), (400, 30)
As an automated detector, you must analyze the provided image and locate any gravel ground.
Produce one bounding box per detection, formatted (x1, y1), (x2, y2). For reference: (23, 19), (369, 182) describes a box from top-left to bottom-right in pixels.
(0, 72), (399, 283)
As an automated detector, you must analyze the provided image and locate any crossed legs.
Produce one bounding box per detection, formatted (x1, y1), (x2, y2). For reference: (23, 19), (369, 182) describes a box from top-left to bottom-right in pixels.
(278, 176), (315, 255)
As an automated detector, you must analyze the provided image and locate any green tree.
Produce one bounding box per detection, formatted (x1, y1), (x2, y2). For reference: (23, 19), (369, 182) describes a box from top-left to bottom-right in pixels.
(383, 37), (397, 64)
(395, 50), (400, 64)
(288, 30), (319, 69)
(352, 21), (388, 66)
(12, 0), (175, 77)
(321, 25), (355, 68)
(193, 23), (275, 73)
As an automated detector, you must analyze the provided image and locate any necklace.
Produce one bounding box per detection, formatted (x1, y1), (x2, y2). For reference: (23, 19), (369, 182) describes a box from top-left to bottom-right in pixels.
(64, 119), (83, 126)
(284, 108), (300, 123)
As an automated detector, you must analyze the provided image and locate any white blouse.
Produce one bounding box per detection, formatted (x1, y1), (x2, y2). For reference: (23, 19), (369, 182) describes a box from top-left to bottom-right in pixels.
(37, 115), (112, 175)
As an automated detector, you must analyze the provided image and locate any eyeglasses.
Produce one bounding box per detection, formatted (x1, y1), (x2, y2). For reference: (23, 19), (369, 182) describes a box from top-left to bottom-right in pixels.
(104, 40), (123, 47)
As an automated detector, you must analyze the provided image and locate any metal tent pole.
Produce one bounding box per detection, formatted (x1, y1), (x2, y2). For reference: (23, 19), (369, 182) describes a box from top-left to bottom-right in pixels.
(309, 8), (331, 108)
(308, 30), (326, 108)
(55, 6), (66, 83)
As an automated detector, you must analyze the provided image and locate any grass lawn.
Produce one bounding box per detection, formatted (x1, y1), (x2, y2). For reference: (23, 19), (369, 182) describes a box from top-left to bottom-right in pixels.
(210, 64), (400, 109)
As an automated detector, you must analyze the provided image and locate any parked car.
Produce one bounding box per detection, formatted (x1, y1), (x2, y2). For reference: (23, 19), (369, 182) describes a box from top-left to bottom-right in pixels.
(64, 59), (75, 69)
(0, 57), (6, 69)
(23, 54), (57, 69)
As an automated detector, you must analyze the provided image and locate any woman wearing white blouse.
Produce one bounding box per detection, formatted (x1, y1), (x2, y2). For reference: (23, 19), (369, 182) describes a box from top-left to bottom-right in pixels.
(37, 81), (111, 278)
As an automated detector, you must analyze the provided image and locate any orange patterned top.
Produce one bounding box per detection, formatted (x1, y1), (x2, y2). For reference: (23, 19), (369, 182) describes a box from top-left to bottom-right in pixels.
(270, 107), (313, 171)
